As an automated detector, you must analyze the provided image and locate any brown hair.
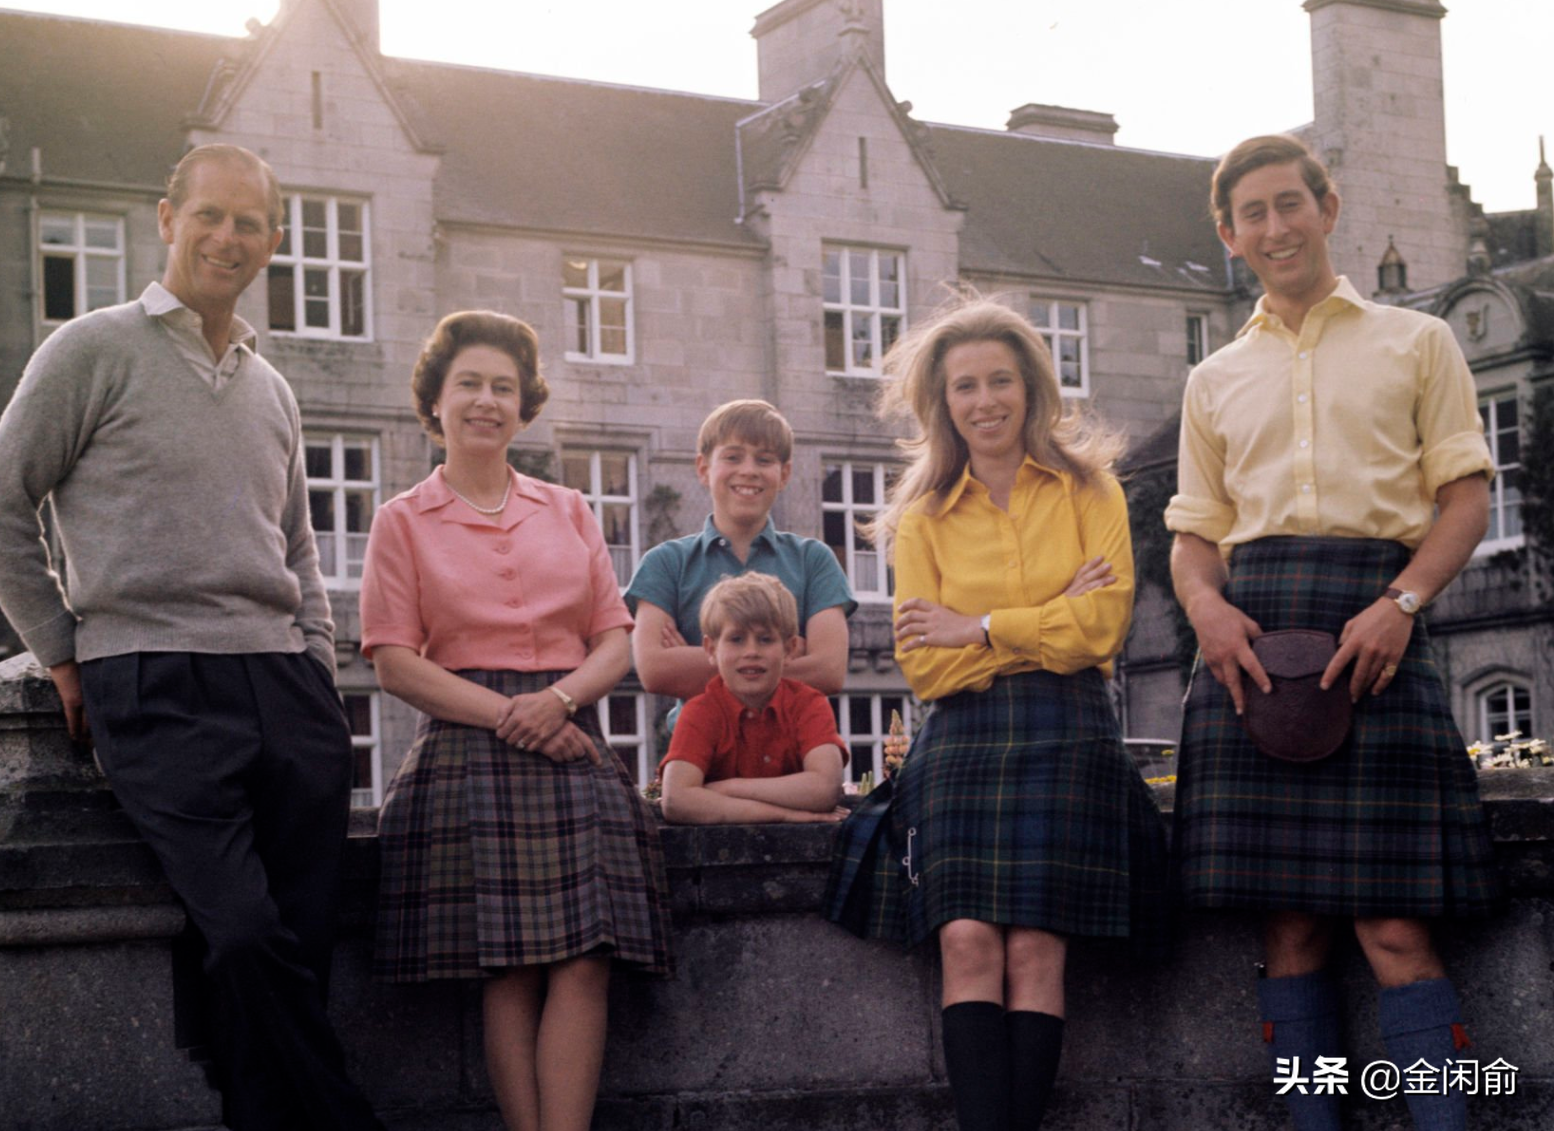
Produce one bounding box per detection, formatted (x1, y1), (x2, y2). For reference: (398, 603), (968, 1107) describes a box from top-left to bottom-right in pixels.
(411, 311), (549, 444)
(1211, 134), (1334, 230)
(699, 572), (799, 642)
(696, 399), (794, 463)
(867, 291), (1124, 559)
(167, 144), (284, 232)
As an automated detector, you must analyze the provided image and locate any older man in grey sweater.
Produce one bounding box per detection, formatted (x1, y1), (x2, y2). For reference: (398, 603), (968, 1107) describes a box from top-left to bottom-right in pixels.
(0, 145), (382, 1130)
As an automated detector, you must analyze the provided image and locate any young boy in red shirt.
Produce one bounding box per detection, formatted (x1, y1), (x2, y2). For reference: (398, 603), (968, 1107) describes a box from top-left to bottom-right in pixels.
(658, 573), (849, 825)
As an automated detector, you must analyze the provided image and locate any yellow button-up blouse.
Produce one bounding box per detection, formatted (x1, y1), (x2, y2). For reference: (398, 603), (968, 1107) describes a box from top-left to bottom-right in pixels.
(893, 457), (1134, 702)
(1164, 277), (1492, 551)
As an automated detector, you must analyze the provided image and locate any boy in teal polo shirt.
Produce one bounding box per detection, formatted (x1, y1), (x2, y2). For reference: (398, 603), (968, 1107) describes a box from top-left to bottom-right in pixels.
(627, 400), (855, 708)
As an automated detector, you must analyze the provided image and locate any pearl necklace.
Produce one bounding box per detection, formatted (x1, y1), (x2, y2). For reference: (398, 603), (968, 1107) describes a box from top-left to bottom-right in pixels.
(448, 477), (512, 516)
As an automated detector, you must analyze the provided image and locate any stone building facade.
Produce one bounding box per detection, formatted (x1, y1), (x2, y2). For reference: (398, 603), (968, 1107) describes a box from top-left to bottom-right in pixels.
(1, 0), (1548, 805)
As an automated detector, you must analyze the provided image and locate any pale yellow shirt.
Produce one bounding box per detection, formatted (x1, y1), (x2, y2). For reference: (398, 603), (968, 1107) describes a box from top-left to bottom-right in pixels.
(893, 457), (1133, 701)
(138, 282), (257, 393)
(1165, 276), (1492, 551)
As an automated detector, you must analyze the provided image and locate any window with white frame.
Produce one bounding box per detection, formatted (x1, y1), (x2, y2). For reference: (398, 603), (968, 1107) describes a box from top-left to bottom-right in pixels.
(823, 246), (904, 375)
(39, 212), (124, 322)
(599, 692), (651, 785)
(561, 450), (639, 587)
(830, 692), (916, 785)
(305, 434), (378, 587)
(1030, 298), (1088, 395)
(563, 257), (633, 362)
(822, 460), (897, 601)
(1186, 313), (1207, 367)
(268, 195), (370, 339)
(1478, 680), (1533, 741)
(1479, 392), (1523, 552)
(343, 692), (382, 808)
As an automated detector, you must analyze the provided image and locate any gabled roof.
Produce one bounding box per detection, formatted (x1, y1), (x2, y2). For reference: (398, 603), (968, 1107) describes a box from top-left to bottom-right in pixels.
(188, 0), (437, 154)
(0, 10), (223, 187)
(386, 59), (762, 248)
(0, 7), (1230, 290)
(736, 50), (961, 218)
(928, 126), (1229, 291)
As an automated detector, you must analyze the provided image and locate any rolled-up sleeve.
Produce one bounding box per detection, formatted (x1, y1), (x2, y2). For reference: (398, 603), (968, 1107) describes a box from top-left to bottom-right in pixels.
(1165, 372), (1235, 544)
(1416, 321), (1494, 496)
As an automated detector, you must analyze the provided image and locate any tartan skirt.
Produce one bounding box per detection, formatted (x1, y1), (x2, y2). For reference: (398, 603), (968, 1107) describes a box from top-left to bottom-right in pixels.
(374, 670), (673, 981)
(824, 668), (1169, 950)
(1173, 537), (1500, 918)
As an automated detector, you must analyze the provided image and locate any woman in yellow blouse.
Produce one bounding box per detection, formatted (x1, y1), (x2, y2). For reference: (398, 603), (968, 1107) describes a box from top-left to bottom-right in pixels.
(826, 297), (1168, 1131)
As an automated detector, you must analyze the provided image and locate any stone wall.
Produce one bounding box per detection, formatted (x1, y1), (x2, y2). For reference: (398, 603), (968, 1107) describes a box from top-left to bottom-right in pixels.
(3, 654), (1552, 1131)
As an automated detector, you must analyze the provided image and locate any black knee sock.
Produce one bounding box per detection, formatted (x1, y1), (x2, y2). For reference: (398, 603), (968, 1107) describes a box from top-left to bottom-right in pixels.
(1007, 1011), (1064, 1130)
(941, 1001), (1010, 1131)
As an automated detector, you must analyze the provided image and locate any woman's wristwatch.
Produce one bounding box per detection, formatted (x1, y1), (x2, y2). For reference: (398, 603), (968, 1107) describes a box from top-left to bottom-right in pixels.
(548, 684), (579, 716)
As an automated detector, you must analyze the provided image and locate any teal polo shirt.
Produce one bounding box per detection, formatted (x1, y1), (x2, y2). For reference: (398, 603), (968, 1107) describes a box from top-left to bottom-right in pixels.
(625, 515), (857, 646)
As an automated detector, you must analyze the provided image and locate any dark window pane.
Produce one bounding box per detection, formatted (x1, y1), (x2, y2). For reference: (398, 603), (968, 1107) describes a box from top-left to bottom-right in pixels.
(343, 444), (369, 482)
(345, 491), (371, 533)
(305, 444), (333, 479)
(852, 466), (875, 505)
(268, 266), (295, 331)
(608, 696), (637, 734)
(823, 511), (847, 554)
(341, 270), (366, 336)
(43, 256), (75, 320)
(342, 694), (373, 735)
(822, 464), (843, 503)
(309, 489), (335, 532)
(848, 697), (872, 733)
(824, 310), (845, 370)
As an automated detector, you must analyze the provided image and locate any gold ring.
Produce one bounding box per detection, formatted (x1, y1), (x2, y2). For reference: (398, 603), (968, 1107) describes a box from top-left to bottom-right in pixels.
(1381, 663), (1398, 679)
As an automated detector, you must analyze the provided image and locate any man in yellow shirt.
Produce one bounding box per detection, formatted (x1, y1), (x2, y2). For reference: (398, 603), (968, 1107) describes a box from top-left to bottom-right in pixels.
(1166, 135), (1497, 1131)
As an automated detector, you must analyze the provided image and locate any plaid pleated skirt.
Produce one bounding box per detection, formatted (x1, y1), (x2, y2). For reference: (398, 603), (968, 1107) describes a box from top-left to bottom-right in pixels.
(825, 668), (1169, 950)
(374, 670), (673, 981)
(1174, 537), (1500, 918)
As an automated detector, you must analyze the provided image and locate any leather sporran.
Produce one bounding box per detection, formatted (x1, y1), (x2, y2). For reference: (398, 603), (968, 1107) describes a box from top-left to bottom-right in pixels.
(1241, 629), (1352, 763)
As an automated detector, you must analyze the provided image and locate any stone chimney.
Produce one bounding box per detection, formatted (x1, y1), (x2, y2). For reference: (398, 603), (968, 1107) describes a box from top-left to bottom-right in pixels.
(1005, 103), (1117, 145)
(751, 0), (884, 103)
(1536, 137), (1553, 259)
(1303, 0), (1465, 291)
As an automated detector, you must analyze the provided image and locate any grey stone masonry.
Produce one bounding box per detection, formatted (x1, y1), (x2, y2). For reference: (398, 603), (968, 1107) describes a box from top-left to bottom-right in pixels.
(4, 653), (1554, 1129)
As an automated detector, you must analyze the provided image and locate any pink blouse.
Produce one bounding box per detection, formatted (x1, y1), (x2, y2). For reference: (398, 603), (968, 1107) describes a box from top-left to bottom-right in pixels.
(360, 467), (633, 671)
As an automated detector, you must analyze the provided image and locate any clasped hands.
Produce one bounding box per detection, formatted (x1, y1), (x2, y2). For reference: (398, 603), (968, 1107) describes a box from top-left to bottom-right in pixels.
(894, 556), (1116, 653)
(494, 688), (600, 765)
(1190, 593), (1414, 715)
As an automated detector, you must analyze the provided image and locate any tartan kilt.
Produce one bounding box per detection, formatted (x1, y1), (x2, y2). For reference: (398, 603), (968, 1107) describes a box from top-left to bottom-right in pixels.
(1174, 537), (1500, 918)
(374, 670), (673, 981)
(825, 668), (1169, 950)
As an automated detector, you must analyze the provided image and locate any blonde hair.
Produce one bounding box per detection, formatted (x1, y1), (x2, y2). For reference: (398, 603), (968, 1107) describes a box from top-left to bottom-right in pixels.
(697, 399), (794, 462)
(699, 572), (799, 642)
(867, 292), (1124, 559)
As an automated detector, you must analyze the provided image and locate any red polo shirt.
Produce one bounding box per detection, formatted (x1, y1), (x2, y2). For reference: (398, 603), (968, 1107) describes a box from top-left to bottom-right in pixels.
(661, 675), (847, 781)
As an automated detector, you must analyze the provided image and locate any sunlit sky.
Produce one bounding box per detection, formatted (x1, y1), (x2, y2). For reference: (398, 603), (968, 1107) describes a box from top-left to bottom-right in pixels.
(7, 0), (1550, 214)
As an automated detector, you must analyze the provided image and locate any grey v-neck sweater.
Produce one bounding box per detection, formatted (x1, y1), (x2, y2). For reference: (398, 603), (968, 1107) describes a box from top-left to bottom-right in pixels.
(0, 299), (334, 671)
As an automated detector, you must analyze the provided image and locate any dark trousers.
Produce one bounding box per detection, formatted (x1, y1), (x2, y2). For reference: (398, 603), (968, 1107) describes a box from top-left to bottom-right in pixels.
(80, 651), (382, 1131)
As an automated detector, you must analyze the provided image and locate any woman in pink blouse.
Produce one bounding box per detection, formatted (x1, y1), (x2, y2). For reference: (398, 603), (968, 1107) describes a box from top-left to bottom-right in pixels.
(361, 311), (671, 1131)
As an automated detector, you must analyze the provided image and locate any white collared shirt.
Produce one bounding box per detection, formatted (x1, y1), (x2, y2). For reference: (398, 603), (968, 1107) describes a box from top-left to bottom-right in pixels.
(138, 281), (258, 393)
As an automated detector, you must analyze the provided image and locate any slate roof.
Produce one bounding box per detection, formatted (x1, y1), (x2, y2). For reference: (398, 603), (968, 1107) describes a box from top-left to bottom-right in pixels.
(0, 6), (1229, 288)
(0, 10), (227, 187)
(385, 60), (762, 247)
(927, 125), (1228, 290)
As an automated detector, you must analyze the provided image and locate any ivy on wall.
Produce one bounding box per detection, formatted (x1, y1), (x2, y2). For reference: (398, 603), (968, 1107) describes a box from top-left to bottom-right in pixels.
(1522, 382), (1554, 605)
(1123, 465), (1197, 674)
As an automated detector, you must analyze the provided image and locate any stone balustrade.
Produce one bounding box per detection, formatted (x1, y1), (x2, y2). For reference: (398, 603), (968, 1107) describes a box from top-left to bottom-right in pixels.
(3, 652), (1551, 1130)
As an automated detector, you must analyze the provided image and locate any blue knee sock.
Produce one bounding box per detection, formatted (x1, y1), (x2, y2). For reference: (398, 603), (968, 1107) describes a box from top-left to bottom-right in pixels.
(1257, 972), (1342, 1131)
(1377, 978), (1469, 1131)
